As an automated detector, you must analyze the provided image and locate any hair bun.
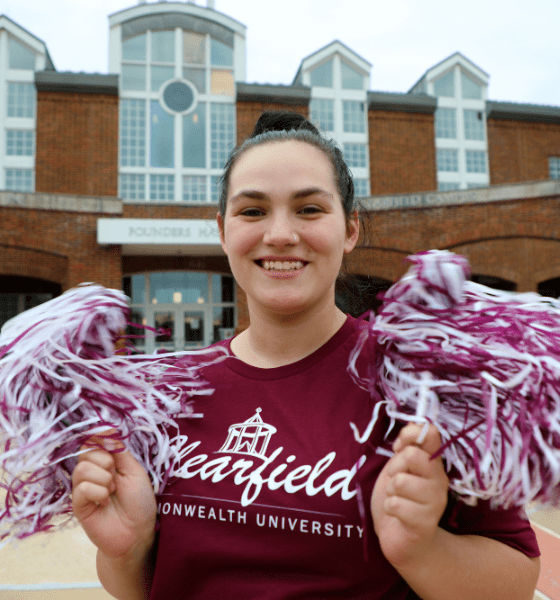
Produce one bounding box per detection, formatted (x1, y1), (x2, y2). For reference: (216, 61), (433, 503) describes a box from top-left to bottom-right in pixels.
(251, 111), (320, 138)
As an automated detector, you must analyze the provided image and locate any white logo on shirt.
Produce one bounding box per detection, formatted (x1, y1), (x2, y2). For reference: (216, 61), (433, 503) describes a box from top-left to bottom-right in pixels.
(217, 408), (277, 459)
(170, 409), (366, 507)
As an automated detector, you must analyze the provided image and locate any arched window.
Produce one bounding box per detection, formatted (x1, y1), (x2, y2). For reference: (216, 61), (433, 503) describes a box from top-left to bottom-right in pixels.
(0, 276), (61, 329)
(538, 277), (560, 299)
(470, 274), (516, 292)
(335, 275), (392, 317)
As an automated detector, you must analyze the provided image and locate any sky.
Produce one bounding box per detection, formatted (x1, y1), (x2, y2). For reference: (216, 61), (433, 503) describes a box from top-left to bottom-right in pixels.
(3, 0), (560, 106)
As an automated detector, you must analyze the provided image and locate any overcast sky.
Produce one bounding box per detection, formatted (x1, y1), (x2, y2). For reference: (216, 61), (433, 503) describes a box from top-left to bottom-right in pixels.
(3, 0), (559, 106)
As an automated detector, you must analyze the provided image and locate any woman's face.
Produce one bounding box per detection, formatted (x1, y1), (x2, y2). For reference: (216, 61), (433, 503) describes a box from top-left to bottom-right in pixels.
(218, 140), (359, 318)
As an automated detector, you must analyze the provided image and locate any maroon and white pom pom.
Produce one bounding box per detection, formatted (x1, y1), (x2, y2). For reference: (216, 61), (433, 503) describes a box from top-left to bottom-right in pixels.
(0, 284), (226, 540)
(350, 250), (560, 509)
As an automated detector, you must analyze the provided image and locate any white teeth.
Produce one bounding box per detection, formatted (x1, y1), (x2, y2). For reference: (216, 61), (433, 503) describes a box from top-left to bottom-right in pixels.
(261, 260), (304, 271)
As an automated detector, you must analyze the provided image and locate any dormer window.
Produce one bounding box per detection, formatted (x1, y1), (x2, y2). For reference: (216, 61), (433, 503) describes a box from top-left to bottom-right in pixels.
(310, 98), (334, 132)
(461, 72), (482, 99)
(2, 19), (50, 193)
(463, 110), (485, 140)
(435, 107), (457, 139)
(341, 60), (363, 90)
(433, 70), (455, 97)
(301, 41), (370, 198)
(8, 37), (36, 70)
(418, 53), (489, 191)
(309, 60), (333, 88)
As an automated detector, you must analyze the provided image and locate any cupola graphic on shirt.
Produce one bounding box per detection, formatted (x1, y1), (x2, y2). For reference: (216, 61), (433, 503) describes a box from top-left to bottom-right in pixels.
(217, 408), (277, 459)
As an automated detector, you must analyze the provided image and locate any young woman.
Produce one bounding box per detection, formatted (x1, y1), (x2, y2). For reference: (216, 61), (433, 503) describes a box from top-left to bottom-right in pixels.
(72, 112), (540, 599)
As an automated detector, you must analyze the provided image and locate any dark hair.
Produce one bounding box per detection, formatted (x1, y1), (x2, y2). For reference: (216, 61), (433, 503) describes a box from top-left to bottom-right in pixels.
(218, 111), (355, 219)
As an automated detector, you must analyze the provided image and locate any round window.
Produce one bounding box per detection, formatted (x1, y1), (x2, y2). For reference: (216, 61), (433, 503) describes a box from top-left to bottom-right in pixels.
(162, 79), (196, 113)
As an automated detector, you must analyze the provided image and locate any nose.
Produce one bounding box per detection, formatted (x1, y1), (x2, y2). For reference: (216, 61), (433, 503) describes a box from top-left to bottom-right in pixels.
(263, 213), (297, 248)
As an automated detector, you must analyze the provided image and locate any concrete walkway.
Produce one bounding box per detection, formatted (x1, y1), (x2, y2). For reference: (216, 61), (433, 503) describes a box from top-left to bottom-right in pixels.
(531, 507), (560, 600)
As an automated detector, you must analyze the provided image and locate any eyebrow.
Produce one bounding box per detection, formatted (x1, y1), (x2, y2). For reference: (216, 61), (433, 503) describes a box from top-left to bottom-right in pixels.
(229, 187), (334, 204)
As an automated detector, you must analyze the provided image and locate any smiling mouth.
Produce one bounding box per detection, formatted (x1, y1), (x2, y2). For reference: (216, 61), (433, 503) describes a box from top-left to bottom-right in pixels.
(257, 260), (306, 271)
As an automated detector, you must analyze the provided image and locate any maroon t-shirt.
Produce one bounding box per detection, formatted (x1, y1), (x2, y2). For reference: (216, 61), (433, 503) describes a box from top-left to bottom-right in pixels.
(150, 316), (539, 599)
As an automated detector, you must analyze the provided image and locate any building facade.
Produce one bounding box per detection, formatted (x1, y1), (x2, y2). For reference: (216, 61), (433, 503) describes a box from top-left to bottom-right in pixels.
(1, 3), (560, 599)
(1, 2), (560, 346)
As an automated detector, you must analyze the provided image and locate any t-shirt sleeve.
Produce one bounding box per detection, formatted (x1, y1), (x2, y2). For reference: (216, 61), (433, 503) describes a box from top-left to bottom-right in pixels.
(440, 494), (540, 557)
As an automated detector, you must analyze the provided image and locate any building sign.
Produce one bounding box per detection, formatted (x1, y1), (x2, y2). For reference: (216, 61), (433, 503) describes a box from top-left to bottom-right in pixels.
(97, 219), (221, 245)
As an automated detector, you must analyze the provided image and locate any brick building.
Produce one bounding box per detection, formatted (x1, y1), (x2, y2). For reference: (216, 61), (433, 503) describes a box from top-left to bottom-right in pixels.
(1, 4), (560, 599)
(1, 2), (560, 346)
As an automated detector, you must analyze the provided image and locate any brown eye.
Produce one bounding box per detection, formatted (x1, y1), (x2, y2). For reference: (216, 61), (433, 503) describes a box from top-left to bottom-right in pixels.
(240, 208), (265, 217)
(299, 205), (322, 215)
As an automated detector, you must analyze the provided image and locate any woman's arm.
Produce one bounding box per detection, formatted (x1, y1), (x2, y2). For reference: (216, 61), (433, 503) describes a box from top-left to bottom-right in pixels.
(96, 541), (157, 600)
(72, 435), (158, 600)
(371, 424), (540, 600)
(395, 528), (539, 600)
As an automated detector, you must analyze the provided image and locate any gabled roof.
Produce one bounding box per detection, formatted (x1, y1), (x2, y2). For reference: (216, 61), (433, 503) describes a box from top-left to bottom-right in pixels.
(292, 40), (371, 85)
(0, 14), (55, 70)
(408, 51), (488, 94)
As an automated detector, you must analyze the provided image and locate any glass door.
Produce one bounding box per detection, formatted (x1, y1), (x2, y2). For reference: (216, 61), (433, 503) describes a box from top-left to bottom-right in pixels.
(123, 271), (236, 353)
(150, 305), (209, 352)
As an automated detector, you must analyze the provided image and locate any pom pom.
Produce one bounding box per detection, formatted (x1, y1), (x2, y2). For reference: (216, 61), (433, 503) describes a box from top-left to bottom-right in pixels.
(350, 250), (560, 509)
(0, 284), (227, 540)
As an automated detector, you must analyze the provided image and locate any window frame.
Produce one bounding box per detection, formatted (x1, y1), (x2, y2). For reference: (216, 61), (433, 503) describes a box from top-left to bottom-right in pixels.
(119, 28), (236, 204)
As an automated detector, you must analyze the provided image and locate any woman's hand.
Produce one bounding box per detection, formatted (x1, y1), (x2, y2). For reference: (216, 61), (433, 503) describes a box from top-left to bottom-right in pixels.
(370, 423), (449, 570)
(72, 433), (157, 561)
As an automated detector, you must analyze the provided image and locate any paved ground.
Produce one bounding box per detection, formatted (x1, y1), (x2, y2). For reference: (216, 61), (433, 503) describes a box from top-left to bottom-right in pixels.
(530, 506), (560, 600)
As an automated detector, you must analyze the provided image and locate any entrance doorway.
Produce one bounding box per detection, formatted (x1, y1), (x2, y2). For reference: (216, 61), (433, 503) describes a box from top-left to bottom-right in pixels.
(123, 271), (236, 352)
(0, 276), (61, 330)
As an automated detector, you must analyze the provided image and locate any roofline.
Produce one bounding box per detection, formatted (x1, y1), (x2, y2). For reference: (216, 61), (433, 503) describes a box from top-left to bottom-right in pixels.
(0, 14), (56, 70)
(368, 91), (437, 114)
(292, 39), (371, 85)
(300, 39), (371, 67)
(408, 51), (489, 93)
(234, 85), (437, 114)
(1, 14), (48, 47)
(35, 71), (119, 96)
(486, 100), (560, 124)
(236, 82), (310, 106)
(427, 51), (489, 79)
(108, 2), (246, 36)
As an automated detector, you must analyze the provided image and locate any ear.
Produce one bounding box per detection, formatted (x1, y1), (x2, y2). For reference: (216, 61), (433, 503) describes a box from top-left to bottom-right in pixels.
(217, 212), (228, 256)
(343, 210), (360, 254)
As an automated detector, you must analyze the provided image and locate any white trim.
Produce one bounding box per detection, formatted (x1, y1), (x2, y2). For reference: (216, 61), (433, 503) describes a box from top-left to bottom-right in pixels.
(426, 53), (489, 86)
(97, 218), (221, 246)
(300, 41), (370, 75)
(363, 179), (560, 211)
(158, 78), (199, 115)
(0, 582), (102, 591)
(433, 64), (489, 190)
(233, 32), (246, 82)
(0, 16), (49, 56)
(531, 521), (560, 540)
(109, 2), (246, 38)
(108, 23), (122, 73)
